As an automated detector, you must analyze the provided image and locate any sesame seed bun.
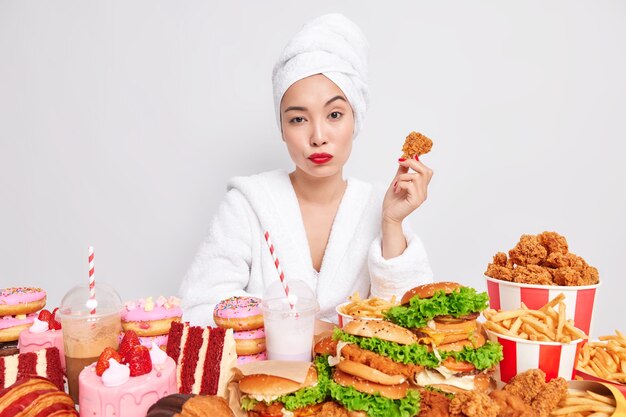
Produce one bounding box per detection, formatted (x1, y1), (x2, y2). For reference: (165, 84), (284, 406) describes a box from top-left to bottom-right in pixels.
(342, 319), (418, 346)
(401, 282), (462, 305)
(238, 366), (317, 397)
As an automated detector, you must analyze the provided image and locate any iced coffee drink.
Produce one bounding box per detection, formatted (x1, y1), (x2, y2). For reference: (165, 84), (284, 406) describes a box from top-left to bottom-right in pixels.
(57, 283), (122, 403)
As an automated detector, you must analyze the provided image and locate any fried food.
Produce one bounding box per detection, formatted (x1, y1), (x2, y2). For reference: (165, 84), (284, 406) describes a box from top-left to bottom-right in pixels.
(537, 231), (568, 255)
(551, 389), (616, 416)
(485, 232), (599, 286)
(483, 293), (587, 342)
(508, 235), (548, 266)
(401, 131), (433, 159)
(577, 330), (626, 384)
(512, 265), (552, 286)
(341, 343), (423, 379)
(489, 390), (536, 417)
(532, 377), (567, 417)
(339, 292), (398, 319)
(449, 391), (499, 417)
(503, 369), (547, 403)
(419, 389), (452, 417)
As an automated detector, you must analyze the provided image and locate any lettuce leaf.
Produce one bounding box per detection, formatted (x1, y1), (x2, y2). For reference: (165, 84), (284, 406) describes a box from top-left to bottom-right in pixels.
(384, 287), (489, 328)
(333, 328), (502, 370)
(240, 396), (258, 411)
(330, 383), (421, 417)
(278, 355), (332, 411)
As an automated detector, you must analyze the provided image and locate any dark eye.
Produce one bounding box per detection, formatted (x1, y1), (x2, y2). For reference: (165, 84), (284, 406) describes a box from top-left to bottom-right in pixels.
(329, 111), (342, 119)
(290, 117), (305, 124)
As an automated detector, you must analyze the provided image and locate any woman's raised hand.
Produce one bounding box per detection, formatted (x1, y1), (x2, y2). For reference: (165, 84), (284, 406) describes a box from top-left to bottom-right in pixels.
(382, 156), (433, 225)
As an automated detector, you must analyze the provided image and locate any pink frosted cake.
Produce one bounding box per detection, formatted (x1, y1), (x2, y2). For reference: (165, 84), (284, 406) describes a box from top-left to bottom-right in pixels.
(18, 317), (65, 370)
(78, 341), (177, 417)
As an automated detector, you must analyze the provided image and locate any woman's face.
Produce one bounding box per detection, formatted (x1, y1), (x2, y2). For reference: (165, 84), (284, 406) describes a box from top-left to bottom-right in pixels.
(280, 74), (355, 179)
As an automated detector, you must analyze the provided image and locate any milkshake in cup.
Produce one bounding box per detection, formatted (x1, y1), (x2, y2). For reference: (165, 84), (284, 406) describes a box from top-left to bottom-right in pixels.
(261, 280), (319, 361)
(57, 282), (122, 403)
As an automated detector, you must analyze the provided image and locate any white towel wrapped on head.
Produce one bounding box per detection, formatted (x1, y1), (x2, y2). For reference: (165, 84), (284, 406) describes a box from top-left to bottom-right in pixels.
(272, 13), (369, 138)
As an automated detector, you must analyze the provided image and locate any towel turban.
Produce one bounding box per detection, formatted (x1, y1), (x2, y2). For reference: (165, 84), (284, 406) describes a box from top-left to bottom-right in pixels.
(272, 13), (370, 138)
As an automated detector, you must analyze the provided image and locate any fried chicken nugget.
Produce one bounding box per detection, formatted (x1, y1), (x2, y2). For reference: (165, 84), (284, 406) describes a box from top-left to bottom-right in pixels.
(489, 390), (537, 417)
(508, 235), (548, 266)
(485, 263), (514, 281)
(530, 377), (567, 417)
(450, 391), (499, 417)
(537, 232), (568, 255)
(580, 265), (600, 285)
(552, 267), (584, 286)
(542, 252), (586, 269)
(494, 252), (509, 266)
(503, 369), (546, 404)
(401, 131), (433, 159)
(512, 265), (553, 285)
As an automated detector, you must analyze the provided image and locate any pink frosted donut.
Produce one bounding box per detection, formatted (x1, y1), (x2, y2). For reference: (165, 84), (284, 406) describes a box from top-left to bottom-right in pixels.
(0, 287), (46, 316)
(213, 296), (263, 331)
(233, 328), (266, 355)
(121, 296), (182, 337)
(0, 313), (36, 343)
(237, 351), (268, 366)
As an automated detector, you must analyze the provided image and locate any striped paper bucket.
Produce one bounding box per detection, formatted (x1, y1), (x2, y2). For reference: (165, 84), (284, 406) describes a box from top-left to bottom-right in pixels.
(485, 276), (600, 336)
(486, 330), (584, 384)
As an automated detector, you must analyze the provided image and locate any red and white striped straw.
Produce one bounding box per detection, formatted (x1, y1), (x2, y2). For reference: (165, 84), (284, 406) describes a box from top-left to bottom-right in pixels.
(88, 246), (96, 314)
(264, 231), (295, 310)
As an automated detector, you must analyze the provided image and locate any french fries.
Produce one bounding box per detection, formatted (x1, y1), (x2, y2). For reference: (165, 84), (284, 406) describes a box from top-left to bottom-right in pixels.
(338, 292), (398, 319)
(577, 330), (626, 384)
(483, 293), (588, 343)
(551, 389), (616, 416)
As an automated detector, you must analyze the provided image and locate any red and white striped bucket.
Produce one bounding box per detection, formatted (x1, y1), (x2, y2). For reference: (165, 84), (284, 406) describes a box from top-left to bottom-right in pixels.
(486, 330), (584, 384)
(485, 276), (600, 336)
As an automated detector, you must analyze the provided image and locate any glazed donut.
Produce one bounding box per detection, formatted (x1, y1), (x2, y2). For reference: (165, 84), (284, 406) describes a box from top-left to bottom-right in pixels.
(213, 296), (263, 331)
(121, 296), (182, 337)
(233, 328), (266, 355)
(237, 351), (267, 366)
(0, 313), (36, 343)
(0, 287), (46, 316)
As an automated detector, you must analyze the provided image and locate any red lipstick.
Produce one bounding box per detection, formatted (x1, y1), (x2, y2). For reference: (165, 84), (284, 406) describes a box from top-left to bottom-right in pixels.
(308, 153), (333, 165)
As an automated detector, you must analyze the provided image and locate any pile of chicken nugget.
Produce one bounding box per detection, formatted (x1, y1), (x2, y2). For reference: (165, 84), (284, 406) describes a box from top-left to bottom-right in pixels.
(485, 231), (599, 286)
(420, 369), (567, 417)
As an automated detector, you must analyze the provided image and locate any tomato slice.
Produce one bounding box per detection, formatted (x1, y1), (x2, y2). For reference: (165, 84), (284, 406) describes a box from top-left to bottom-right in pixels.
(442, 357), (475, 372)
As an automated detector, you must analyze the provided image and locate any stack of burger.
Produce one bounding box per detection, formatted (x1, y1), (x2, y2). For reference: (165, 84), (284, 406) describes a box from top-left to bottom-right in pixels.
(383, 282), (503, 393)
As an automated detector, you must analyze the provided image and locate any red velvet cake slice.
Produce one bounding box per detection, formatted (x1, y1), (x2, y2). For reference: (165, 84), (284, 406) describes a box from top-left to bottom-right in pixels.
(166, 322), (236, 397)
(0, 347), (63, 390)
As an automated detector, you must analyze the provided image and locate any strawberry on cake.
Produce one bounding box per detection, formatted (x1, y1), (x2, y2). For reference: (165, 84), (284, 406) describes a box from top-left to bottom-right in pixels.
(78, 331), (177, 417)
(18, 308), (65, 370)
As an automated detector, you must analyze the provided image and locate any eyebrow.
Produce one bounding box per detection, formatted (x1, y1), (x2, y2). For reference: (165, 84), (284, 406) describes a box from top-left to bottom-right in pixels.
(283, 95), (347, 113)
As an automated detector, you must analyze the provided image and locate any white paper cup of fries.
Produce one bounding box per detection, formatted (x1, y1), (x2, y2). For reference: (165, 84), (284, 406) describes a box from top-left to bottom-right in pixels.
(484, 275), (600, 336)
(336, 302), (382, 328)
(486, 330), (585, 384)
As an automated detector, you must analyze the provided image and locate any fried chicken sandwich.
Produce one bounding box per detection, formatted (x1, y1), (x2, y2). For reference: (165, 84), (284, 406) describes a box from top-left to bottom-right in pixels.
(383, 282), (503, 393)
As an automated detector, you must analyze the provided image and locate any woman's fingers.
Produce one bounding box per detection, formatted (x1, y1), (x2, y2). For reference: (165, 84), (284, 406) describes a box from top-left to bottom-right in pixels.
(398, 157), (434, 178)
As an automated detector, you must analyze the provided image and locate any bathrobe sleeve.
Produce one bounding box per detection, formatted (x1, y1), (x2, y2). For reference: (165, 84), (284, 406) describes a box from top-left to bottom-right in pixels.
(367, 227), (434, 300)
(179, 189), (254, 326)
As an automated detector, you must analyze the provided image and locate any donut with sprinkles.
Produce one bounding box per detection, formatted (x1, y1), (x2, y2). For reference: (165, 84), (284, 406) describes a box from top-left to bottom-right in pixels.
(213, 296), (263, 331)
(0, 287), (46, 316)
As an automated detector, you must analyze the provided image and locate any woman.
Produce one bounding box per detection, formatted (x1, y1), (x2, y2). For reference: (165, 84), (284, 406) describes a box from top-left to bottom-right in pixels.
(180, 13), (433, 325)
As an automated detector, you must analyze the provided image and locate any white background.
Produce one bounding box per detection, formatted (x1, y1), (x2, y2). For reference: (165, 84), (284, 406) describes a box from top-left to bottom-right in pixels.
(1, 1), (624, 337)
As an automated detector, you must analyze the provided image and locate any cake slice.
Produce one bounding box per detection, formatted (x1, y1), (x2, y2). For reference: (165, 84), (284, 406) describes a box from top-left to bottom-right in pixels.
(0, 347), (64, 390)
(166, 322), (236, 397)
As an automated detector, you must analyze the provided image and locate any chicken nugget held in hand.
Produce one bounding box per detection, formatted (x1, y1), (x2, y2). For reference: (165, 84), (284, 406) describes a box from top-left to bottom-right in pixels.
(401, 131), (433, 159)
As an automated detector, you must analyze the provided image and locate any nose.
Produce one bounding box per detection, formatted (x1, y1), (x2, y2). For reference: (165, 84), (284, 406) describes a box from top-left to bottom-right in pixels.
(310, 121), (328, 147)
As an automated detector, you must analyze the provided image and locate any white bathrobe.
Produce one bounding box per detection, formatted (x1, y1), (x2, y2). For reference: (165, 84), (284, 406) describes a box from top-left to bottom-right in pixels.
(180, 170), (433, 325)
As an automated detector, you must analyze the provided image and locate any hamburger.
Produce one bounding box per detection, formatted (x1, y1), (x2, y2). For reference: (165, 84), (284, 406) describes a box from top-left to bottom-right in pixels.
(239, 364), (328, 417)
(325, 320), (422, 417)
(383, 282), (503, 393)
